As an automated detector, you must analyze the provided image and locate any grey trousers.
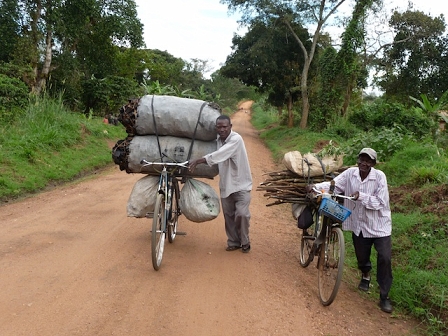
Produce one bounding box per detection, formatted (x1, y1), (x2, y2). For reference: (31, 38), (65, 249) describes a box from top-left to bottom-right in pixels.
(221, 191), (251, 247)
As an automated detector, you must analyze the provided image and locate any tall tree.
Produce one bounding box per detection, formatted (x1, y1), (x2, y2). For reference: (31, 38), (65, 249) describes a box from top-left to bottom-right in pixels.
(221, 0), (358, 128)
(377, 10), (447, 102)
(221, 18), (312, 127)
(0, 0), (21, 62)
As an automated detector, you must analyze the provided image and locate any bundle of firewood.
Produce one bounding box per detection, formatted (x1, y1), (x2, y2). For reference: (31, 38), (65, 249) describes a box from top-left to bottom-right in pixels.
(256, 166), (350, 207)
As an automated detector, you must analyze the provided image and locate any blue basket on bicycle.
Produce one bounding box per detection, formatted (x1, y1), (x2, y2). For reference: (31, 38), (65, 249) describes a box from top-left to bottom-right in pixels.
(319, 198), (352, 223)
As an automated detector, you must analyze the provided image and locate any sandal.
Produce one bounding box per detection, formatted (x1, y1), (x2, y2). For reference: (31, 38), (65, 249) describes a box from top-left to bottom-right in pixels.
(226, 246), (241, 251)
(242, 244), (251, 253)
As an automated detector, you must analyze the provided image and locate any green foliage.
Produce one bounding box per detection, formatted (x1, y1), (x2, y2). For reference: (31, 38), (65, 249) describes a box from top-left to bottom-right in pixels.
(323, 117), (361, 140)
(381, 142), (446, 186)
(0, 73), (29, 122)
(81, 75), (141, 116)
(348, 100), (437, 139)
(341, 125), (413, 165)
(0, 95), (126, 200)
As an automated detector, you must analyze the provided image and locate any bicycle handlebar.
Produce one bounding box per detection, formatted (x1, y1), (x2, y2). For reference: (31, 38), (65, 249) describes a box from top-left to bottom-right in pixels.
(140, 159), (189, 168)
(311, 187), (356, 201)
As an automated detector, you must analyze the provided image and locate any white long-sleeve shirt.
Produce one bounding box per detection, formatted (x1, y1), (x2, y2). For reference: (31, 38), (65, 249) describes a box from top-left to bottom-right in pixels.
(203, 131), (252, 198)
(315, 167), (392, 238)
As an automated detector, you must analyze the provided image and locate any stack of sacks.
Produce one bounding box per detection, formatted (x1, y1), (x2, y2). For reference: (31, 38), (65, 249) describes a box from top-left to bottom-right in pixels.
(112, 95), (222, 222)
(112, 94), (221, 178)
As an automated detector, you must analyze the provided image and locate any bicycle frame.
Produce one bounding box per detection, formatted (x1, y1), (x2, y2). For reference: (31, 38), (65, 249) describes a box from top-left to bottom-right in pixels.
(140, 158), (188, 270)
(299, 185), (355, 306)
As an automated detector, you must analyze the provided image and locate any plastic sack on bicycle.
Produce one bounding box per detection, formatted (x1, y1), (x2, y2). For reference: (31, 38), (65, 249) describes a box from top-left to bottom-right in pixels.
(180, 178), (220, 223)
(293, 203), (314, 229)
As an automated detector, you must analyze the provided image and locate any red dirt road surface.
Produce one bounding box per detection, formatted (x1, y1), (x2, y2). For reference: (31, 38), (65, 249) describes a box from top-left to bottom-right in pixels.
(0, 102), (419, 335)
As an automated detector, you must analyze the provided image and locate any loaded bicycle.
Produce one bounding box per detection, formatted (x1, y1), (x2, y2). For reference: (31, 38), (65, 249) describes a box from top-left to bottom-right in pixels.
(140, 156), (189, 271)
(299, 181), (355, 306)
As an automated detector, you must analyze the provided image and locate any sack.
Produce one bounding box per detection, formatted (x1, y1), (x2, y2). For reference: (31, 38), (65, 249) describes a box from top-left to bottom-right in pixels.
(126, 175), (160, 218)
(297, 205), (314, 229)
(180, 178), (220, 223)
(282, 151), (343, 177)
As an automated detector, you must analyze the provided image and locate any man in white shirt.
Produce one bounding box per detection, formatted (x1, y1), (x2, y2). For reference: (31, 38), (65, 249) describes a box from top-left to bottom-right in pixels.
(188, 115), (252, 253)
(309, 148), (393, 313)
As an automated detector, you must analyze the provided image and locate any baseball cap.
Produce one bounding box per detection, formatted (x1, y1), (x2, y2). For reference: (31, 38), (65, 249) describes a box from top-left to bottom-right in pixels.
(358, 148), (377, 161)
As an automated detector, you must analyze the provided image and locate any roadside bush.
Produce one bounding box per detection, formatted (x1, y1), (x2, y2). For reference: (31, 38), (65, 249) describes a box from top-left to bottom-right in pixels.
(341, 125), (413, 165)
(381, 142), (444, 186)
(0, 74), (28, 123)
(324, 117), (361, 140)
(348, 100), (436, 139)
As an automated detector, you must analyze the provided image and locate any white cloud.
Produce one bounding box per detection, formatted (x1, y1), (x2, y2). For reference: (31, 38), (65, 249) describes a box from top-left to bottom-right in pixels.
(135, 0), (447, 79)
(135, 0), (244, 75)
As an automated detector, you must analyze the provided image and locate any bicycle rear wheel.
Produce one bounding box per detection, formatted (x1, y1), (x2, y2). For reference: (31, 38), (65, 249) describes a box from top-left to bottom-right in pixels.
(299, 209), (319, 267)
(167, 181), (179, 243)
(152, 193), (166, 271)
(318, 225), (345, 306)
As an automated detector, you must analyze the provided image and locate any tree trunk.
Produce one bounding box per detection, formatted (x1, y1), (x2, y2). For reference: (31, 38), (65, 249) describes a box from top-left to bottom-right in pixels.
(299, 60), (310, 129)
(35, 29), (53, 95)
(287, 95), (293, 128)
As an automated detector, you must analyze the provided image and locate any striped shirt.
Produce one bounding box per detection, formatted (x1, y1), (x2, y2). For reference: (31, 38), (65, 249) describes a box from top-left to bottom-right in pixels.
(204, 131), (252, 198)
(315, 167), (392, 238)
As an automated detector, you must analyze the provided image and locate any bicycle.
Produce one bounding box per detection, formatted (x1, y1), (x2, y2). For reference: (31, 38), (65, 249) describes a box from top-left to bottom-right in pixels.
(299, 181), (355, 306)
(140, 157), (189, 271)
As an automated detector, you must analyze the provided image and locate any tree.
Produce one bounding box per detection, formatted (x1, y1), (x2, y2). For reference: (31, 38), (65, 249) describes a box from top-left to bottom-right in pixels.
(376, 10), (447, 102)
(221, 18), (312, 127)
(221, 0), (359, 128)
(0, 0), (21, 62)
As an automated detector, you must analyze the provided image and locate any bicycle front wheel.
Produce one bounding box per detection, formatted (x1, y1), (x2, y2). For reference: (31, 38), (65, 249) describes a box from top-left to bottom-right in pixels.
(299, 209), (320, 267)
(152, 193), (166, 271)
(318, 226), (345, 306)
(167, 181), (179, 243)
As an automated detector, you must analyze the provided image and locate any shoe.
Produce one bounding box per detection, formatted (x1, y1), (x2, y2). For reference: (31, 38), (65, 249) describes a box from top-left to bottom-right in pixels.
(358, 278), (370, 292)
(226, 245), (241, 251)
(242, 244), (251, 253)
(379, 298), (393, 313)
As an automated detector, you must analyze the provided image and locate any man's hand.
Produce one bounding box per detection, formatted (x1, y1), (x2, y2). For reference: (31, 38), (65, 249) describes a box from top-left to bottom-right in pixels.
(188, 158), (206, 173)
(350, 191), (359, 200)
(305, 184), (315, 193)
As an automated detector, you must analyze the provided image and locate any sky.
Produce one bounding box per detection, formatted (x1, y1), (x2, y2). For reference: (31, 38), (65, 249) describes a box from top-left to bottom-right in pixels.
(135, 0), (448, 77)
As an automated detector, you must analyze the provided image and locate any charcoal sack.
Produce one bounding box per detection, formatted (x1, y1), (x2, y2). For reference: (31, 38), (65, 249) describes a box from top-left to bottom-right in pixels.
(126, 175), (159, 218)
(112, 135), (219, 178)
(179, 178), (220, 223)
(119, 95), (221, 141)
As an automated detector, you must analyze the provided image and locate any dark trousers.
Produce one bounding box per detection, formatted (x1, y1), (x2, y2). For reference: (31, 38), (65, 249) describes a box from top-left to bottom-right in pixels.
(352, 232), (393, 300)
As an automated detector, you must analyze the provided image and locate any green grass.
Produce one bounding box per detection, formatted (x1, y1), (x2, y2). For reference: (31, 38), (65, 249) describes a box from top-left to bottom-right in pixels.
(0, 95), (126, 201)
(252, 105), (448, 335)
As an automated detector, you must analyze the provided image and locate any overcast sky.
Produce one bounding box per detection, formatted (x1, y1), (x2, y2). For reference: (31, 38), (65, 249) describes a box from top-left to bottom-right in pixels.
(135, 0), (447, 77)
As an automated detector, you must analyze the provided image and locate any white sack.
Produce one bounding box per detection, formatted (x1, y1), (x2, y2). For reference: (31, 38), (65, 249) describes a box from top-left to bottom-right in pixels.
(127, 135), (219, 178)
(283, 151), (343, 177)
(126, 175), (159, 218)
(180, 178), (220, 223)
(135, 95), (221, 141)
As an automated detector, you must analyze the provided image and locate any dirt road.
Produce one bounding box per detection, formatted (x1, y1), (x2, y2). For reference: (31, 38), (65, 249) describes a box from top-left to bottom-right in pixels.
(0, 103), (419, 335)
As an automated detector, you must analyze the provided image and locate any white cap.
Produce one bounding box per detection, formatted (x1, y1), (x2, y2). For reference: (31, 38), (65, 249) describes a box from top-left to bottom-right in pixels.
(358, 148), (377, 161)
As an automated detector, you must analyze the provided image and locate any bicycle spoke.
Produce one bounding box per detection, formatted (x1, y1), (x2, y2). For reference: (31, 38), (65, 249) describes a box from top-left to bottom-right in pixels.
(318, 226), (345, 306)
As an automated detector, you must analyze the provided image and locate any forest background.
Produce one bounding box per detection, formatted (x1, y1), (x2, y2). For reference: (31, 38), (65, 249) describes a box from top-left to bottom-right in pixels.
(0, 0), (447, 334)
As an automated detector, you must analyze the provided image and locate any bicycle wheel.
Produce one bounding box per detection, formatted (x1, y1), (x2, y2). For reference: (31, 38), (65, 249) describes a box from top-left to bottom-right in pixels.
(299, 209), (320, 267)
(152, 193), (166, 271)
(167, 181), (179, 243)
(318, 225), (345, 306)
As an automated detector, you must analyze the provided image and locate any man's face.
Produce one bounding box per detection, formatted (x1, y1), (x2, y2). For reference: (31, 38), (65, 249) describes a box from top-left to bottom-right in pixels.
(357, 154), (375, 174)
(216, 119), (232, 141)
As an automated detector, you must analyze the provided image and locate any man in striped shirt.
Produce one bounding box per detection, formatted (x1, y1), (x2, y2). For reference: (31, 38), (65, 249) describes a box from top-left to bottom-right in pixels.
(311, 148), (393, 313)
(188, 115), (253, 253)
